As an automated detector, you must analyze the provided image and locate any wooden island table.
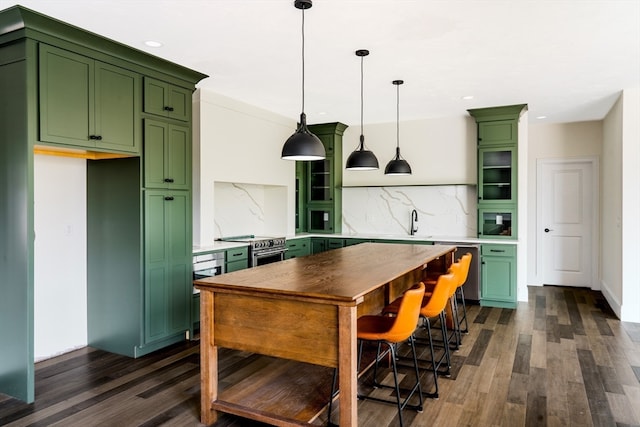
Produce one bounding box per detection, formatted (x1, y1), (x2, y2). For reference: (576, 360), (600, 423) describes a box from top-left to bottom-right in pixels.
(194, 242), (456, 426)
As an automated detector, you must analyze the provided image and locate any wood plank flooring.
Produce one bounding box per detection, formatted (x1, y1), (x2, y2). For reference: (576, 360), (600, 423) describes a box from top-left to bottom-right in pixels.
(1, 285), (639, 427)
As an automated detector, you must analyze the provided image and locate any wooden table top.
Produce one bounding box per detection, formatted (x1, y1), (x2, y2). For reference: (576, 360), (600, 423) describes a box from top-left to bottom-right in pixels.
(194, 243), (455, 305)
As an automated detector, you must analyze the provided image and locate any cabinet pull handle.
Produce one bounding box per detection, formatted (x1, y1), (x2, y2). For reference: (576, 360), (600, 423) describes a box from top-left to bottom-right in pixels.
(164, 196), (174, 201)
(232, 253), (242, 257)
(490, 249), (505, 253)
(164, 178), (175, 183)
(164, 106), (175, 112)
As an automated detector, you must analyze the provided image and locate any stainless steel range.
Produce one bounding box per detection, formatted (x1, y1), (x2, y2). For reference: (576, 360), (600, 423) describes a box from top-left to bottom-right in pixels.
(221, 235), (287, 267)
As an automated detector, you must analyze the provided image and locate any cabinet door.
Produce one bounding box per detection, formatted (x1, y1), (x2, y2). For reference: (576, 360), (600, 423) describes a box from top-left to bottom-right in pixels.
(478, 146), (517, 204)
(144, 120), (190, 189)
(478, 120), (517, 146)
(144, 77), (190, 121)
(481, 251), (516, 307)
(94, 62), (140, 153)
(307, 207), (335, 233)
(144, 190), (191, 344)
(478, 206), (517, 238)
(39, 44), (94, 146)
(307, 158), (333, 202)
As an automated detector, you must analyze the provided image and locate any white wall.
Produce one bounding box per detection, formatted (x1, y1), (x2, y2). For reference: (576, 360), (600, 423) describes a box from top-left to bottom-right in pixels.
(33, 155), (87, 361)
(342, 116), (477, 186)
(620, 88), (640, 322)
(602, 97), (623, 316)
(193, 89), (297, 245)
(527, 120), (603, 290)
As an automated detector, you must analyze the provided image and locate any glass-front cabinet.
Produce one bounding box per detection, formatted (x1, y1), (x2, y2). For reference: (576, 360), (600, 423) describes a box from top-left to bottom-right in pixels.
(295, 122), (346, 234)
(308, 158), (333, 202)
(478, 146), (516, 204)
(478, 206), (516, 238)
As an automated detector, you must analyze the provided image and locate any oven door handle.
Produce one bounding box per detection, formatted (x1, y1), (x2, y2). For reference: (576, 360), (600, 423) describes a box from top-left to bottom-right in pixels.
(254, 248), (288, 257)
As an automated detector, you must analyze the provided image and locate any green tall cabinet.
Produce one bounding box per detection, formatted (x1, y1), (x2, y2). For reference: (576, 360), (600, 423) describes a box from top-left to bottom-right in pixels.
(468, 104), (526, 309)
(0, 6), (206, 402)
(296, 122), (347, 234)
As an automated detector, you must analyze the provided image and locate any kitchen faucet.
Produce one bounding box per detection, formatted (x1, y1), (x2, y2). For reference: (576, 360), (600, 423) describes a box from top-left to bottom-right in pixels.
(410, 209), (418, 235)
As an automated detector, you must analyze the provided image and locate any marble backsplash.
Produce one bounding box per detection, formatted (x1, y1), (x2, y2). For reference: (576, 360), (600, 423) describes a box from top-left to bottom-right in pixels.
(215, 182), (476, 239)
(214, 182), (288, 239)
(342, 185), (477, 238)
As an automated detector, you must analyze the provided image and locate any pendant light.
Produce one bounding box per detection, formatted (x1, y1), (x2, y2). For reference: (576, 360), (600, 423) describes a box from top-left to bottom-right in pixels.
(346, 49), (379, 170)
(384, 80), (412, 175)
(281, 0), (325, 161)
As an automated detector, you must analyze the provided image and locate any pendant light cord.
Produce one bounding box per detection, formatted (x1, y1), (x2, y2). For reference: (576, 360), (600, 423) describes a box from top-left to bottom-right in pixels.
(301, 7), (305, 113)
(360, 54), (364, 138)
(396, 82), (400, 151)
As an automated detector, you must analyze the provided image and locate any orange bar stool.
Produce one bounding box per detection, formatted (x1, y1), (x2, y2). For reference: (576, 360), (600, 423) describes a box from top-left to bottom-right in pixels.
(382, 273), (458, 398)
(416, 272), (458, 398)
(455, 253), (472, 334)
(355, 282), (426, 427)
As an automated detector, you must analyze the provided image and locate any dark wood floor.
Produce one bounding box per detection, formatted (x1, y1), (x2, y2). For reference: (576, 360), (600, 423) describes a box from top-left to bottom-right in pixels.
(1, 286), (639, 427)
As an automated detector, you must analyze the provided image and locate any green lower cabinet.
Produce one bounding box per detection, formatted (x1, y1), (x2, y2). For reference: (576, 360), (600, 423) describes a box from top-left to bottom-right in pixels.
(226, 247), (249, 272)
(326, 238), (345, 250)
(345, 238), (372, 246)
(285, 238), (311, 259)
(480, 244), (517, 308)
(311, 238), (327, 254)
(144, 190), (192, 346)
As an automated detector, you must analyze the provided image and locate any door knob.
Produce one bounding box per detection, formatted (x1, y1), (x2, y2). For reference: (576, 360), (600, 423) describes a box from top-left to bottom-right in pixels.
(544, 228), (553, 233)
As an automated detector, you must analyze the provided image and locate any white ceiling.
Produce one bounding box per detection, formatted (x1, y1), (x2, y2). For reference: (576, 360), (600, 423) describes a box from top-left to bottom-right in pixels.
(3, 0), (639, 125)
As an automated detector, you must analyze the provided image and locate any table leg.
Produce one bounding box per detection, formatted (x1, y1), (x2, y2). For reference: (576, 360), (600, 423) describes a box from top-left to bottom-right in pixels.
(200, 290), (219, 425)
(338, 305), (357, 426)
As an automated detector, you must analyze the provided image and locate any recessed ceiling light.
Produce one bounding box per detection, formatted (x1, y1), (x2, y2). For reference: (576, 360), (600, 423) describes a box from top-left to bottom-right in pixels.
(461, 95), (474, 100)
(536, 115), (547, 119)
(144, 40), (163, 48)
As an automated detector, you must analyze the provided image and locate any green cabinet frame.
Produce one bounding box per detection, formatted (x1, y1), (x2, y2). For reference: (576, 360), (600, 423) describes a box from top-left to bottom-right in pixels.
(144, 77), (191, 122)
(144, 190), (192, 344)
(0, 5), (207, 402)
(480, 244), (517, 308)
(39, 44), (141, 153)
(296, 122), (347, 234)
(226, 246), (249, 272)
(143, 119), (190, 190)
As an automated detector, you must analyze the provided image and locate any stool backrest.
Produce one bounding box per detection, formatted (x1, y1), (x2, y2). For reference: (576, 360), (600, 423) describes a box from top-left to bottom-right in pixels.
(384, 282), (425, 342)
(456, 253), (472, 288)
(421, 273), (457, 318)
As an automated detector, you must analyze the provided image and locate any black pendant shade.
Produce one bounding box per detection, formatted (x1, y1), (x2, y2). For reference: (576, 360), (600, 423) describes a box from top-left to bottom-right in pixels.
(281, 0), (325, 161)
(281, 113), (325, 161)
(385, 79), (412, 175)
(346, 49), (379, 171)
(346, 135), (379, 170)
(384, 147), (412, 175)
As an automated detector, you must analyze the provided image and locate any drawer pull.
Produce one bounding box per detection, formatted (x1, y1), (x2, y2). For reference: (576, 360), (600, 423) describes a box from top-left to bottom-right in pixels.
(163, 106), (175, 112)
(164, 178), (174, 183)
(232, 253), (242, 257)
(164, 196), (174, 201)
(490, 249), (505, 253)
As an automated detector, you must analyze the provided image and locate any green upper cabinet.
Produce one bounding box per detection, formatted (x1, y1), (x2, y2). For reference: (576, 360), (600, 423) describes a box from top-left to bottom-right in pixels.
(299, 122), (347, 234)
(144, 119), (190, 190)
(477, 120), (517, 146)
(478, 145), (517, 204)
(144, 190), (192, 344)
(39, 44), (141, 153)
(144, 77), (191, 122)
(468, 104), (526, 241)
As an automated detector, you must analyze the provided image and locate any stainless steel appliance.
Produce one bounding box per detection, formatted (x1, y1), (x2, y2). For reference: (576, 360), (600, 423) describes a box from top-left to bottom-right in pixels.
(221, 235), (287, 267)
(193, 251), (225, 293)
(436, 242), (480, 302)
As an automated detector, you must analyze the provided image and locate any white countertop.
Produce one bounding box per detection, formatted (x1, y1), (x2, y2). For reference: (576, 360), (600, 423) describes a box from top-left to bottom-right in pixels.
(193, 241), (249, 254)
(287, 233), (517, 246)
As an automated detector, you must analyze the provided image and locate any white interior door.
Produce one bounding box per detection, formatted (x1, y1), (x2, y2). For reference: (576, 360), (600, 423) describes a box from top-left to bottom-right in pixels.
(537, 159), (597, 287)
